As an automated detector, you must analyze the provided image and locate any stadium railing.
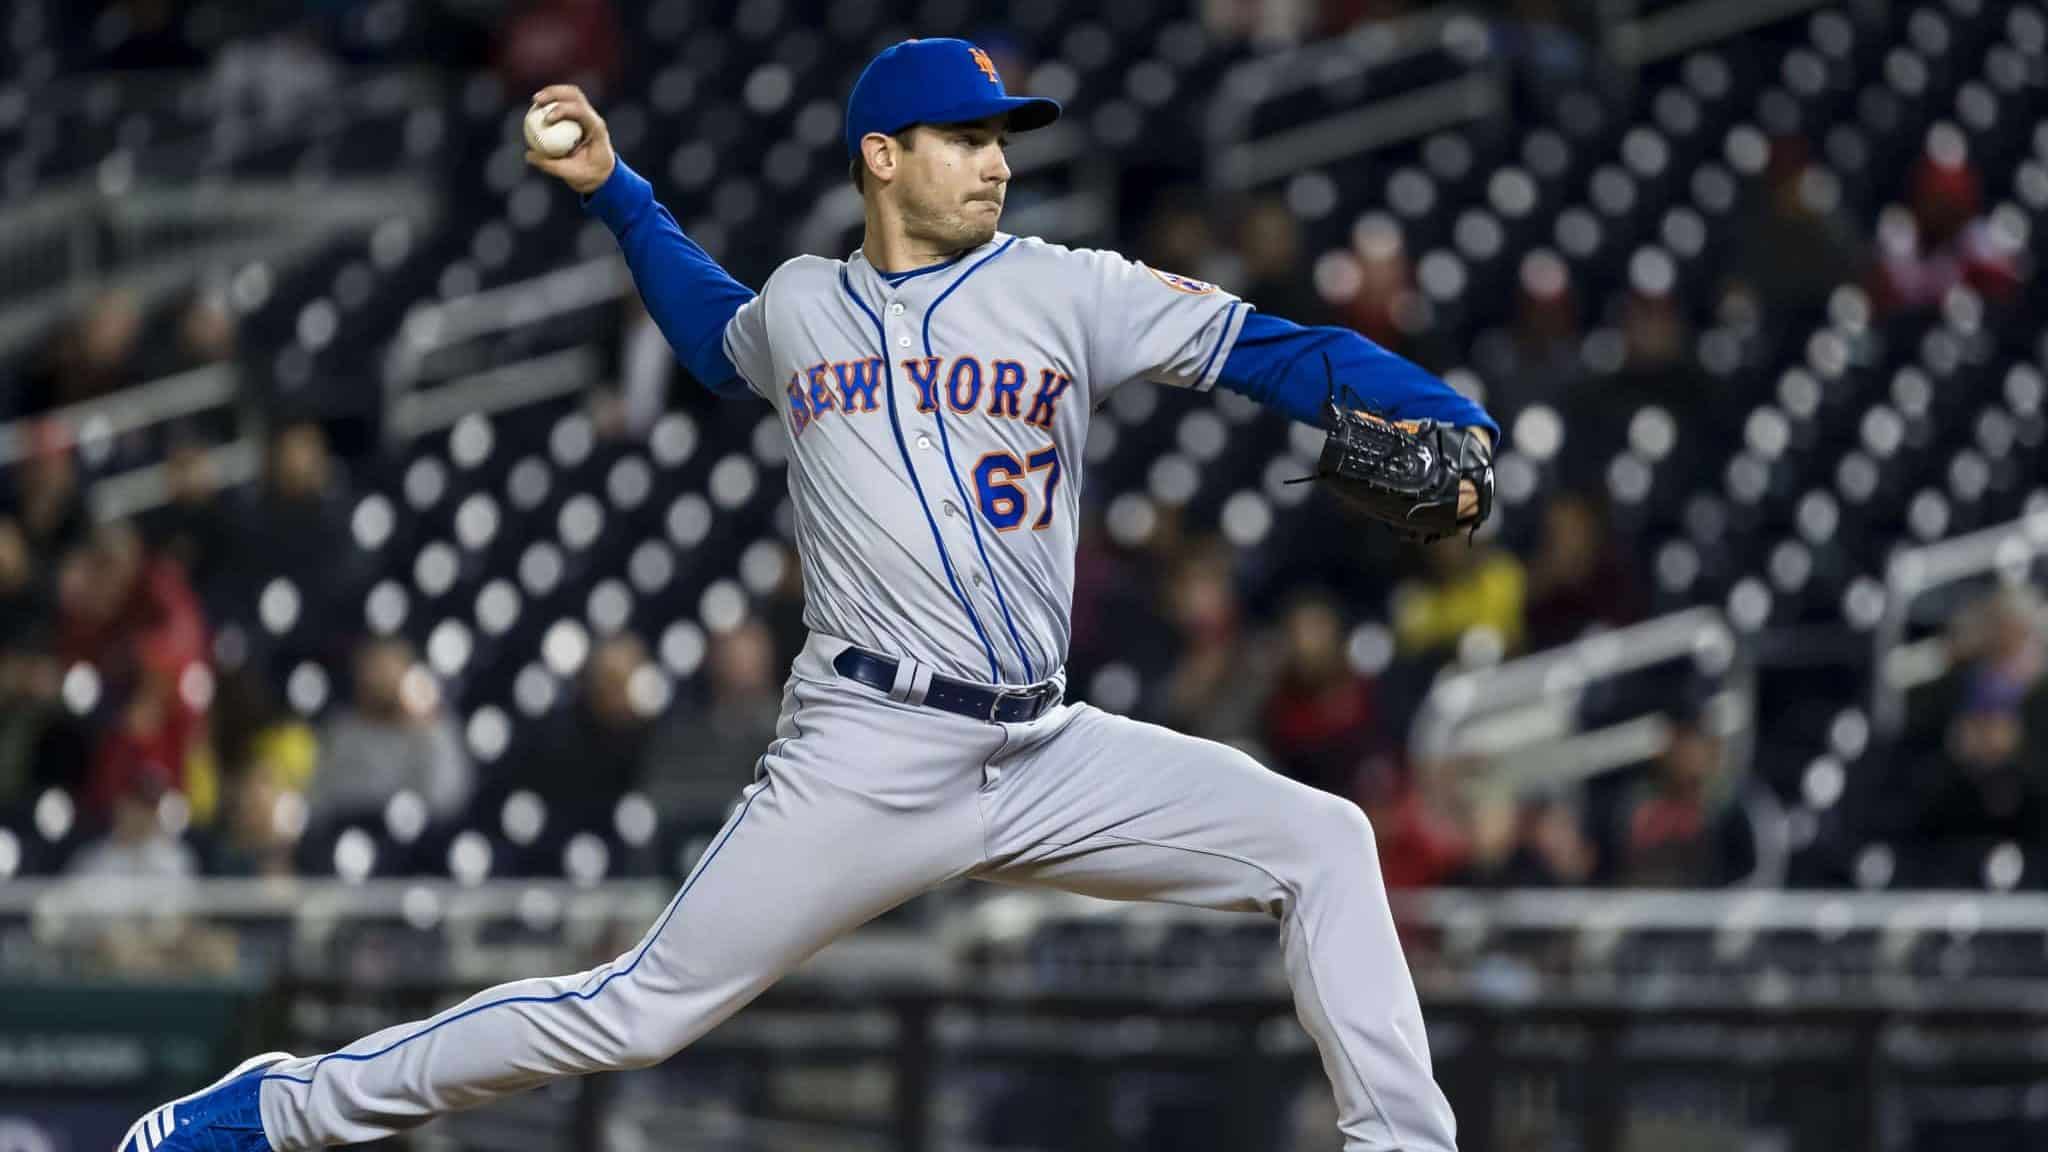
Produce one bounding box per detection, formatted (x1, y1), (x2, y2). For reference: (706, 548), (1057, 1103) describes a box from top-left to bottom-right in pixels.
(1407, 605), (1752, 789)
(8, 881), (2048, 1151)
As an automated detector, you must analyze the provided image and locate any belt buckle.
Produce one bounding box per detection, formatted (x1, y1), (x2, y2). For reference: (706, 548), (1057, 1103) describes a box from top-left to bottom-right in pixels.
(989, 682), (1056, 722)
(987, 684), (1040, 722)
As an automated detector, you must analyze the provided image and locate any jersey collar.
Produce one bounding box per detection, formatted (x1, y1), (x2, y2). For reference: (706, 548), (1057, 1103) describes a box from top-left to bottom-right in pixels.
(851, 233), (1010, 297)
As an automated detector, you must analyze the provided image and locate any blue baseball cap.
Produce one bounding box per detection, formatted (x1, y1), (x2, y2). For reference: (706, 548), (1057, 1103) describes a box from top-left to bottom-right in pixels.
(844, 38), (1061, 162)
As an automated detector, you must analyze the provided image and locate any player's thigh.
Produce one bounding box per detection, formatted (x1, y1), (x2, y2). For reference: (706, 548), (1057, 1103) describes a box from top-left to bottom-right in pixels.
(978, 704), (1375, 913)
(617, 680), (987, 1014)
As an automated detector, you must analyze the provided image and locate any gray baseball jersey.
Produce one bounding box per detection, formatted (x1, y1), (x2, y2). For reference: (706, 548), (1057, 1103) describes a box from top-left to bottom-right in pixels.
(722, 234), (1248, 685)
(249, 208), (1457, 1151)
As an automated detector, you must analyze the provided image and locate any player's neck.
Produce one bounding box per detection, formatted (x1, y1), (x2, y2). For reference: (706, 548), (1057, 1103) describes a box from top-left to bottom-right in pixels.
(860, 202), (982, 274)
(860, 231), (971, 275)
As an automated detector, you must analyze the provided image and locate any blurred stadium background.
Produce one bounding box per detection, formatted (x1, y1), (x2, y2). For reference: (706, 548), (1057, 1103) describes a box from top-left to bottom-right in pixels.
(3, 0), (2048, 1148)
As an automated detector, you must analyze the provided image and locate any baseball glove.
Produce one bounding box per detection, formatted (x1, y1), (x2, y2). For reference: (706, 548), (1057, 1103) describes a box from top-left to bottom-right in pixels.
(1312, 402), (1496, 543)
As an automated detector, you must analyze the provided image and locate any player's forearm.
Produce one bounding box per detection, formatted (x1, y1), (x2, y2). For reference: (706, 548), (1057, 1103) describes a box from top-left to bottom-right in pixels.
(1215, 312), (1500, 439)
(583, 158), (754, 396)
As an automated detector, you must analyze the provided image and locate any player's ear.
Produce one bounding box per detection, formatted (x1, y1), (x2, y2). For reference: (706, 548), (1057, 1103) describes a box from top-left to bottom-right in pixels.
(861, 133), (897, 186)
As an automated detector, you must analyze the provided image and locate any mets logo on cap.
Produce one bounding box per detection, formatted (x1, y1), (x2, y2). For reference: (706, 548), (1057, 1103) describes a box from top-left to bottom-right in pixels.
(969, 46), (1000, 83)
(1146, 266), (1219, 295)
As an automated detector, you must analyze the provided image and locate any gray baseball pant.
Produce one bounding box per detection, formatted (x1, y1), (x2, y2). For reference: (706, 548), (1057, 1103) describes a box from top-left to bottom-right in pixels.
(258, 631), (1456, 1150)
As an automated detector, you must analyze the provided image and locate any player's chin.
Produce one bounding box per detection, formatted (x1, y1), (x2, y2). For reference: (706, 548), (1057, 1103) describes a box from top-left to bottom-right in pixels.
(956, 210), (1001, 246)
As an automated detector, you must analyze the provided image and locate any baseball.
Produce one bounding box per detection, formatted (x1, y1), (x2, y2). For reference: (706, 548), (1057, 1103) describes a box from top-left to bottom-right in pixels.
(523, 102), (583, 158)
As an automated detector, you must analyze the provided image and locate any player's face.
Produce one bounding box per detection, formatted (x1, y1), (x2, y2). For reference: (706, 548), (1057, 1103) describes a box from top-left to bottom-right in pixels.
(896, 117), (1011, 250)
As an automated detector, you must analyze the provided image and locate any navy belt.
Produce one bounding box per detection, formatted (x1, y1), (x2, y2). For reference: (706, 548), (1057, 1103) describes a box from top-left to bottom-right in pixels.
(833, 647), (1061, 723)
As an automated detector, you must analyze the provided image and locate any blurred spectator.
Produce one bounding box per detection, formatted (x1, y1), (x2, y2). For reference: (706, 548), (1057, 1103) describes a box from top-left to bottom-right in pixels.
(175, 283), (239, 368)
(62, 767), (237, 978)
(1522, 490), (1640, 651)
(211, 24), (341, 131)
(205, 765), (303, 878)
(649, 618), (779, 827)
(511, 633), (684, 826)
(207, 663), (316, 793)
(1873, 124), (2025, 315)
(87, 670), (202, 828)
(1568, 275), (1712, 454)
(142, 440), (233, 603)
(234, 419), (364, 622)
(1392, 538), (1526, 661)
(1474, 250), (1580, 407)
(1068, 507), (1175, 685)
(1333, 214), (1426, 356)
(0, 632), (88, 808)
(1141, 190), (1234, 289)
(1722, 140), (1869, 322)
(1608, 710), (1755, 886)
(1372, 755), (1477, 889)
(496, 0), (622, 99)
(67, 767), (195, 882)
(57, 520), (208, 686)
(20, 288), (144, 413)
(1612, 282), (1694, 397)
(5, 424), (88, 557)
(1928, 672), (2036, 837)
(54, 521), (211, 824)
(1488, 0), (1592, 105)
(185, 661), (316, 869)
(0, 516), (44, 639)
(1234, 198), (1326, 323)
(1910, 585), (2048, 745)
(1457, 792), (1597, 887)
(309, 638), (472, 826)
(1913, 587), (2046, 843)
(1158, 539), (1270, 745)
(1262, 593), (1379, 796)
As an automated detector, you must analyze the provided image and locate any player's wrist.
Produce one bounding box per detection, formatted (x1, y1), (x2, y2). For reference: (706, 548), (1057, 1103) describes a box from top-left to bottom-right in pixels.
(578, 147), (618, 196)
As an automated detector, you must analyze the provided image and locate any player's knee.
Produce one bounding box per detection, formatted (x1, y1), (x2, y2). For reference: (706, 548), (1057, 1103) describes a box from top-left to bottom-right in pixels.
(1298, 791), (1381, 886)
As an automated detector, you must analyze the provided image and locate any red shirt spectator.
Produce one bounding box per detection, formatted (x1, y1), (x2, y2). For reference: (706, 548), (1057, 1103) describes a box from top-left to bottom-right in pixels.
(496, 0), (621, 98)
(1263, 595), (1381, 797)
(58, 523), (210, 819)
(1873, 126), (2024, 314)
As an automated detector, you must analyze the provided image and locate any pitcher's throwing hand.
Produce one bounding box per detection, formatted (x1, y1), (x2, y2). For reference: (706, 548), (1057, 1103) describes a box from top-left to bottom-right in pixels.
(523, 84), (614, 195)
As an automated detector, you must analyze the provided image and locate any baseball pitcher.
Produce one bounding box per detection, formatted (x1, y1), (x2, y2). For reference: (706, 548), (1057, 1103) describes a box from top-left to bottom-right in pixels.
(126, 38), (1496, 1152)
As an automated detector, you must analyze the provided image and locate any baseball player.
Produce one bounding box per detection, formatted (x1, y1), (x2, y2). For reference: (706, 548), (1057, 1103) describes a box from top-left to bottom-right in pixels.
(126, 38), (1496, 1152)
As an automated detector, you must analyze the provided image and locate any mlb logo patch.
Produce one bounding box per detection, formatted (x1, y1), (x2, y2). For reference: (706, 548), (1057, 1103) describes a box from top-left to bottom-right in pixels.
(1146, 265), (1219, 295)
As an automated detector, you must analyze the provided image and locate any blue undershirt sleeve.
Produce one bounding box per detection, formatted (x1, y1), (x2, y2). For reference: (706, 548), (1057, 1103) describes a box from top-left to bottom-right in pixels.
(582, 158), (756, 397)
(1215, 311), (1500, 442)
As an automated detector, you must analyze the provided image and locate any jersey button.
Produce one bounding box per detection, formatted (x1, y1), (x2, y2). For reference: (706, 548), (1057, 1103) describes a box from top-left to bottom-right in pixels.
(888, 302), (905, 316)
(972, 572), (986, 587)
(897, 335), (911, 348)
(916, 434), (932, 450)
(942, 500), (960, 517)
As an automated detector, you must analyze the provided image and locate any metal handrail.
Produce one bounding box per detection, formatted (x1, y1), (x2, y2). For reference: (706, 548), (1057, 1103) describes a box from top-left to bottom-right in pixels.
(7, 877), (2043, 938)
(1605, 0), (1851, 70)
(1408, 606), (1743, 772)
(0, 362), (239, 468)
(1202, 8), (1498, 194)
